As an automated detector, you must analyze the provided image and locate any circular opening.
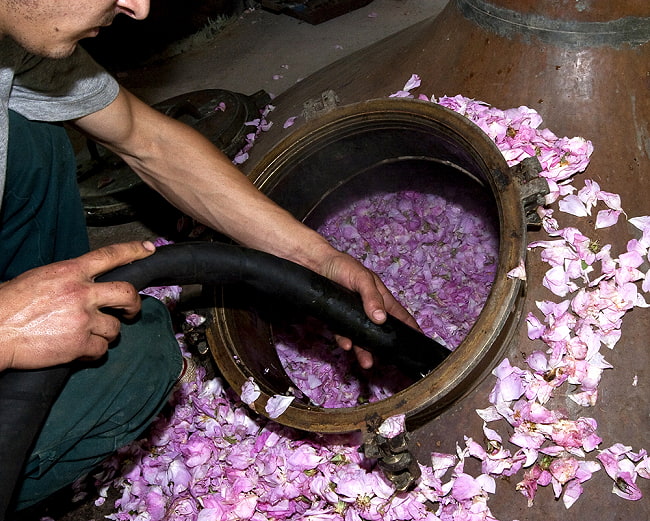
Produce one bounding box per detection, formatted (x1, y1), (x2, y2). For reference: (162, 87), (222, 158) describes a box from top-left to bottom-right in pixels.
(272, 158), (501, 407)
(208, 99), (527, 432)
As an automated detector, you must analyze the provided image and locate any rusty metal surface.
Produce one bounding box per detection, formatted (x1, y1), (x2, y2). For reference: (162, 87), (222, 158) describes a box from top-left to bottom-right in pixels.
(237, 0), (650, 518)
(468, 0), (650, 21)
(457, 0), (650, 47)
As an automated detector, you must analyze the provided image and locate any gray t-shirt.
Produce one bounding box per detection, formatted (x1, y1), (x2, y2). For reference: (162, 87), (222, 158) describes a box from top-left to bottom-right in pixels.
(0, 38), (119, 209)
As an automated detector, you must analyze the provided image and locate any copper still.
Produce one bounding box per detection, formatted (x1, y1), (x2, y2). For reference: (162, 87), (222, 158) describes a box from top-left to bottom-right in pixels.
(207, 1), (649, 518)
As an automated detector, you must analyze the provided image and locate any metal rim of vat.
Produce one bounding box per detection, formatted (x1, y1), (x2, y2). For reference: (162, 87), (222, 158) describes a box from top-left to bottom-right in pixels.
(207, 98), (532, 433)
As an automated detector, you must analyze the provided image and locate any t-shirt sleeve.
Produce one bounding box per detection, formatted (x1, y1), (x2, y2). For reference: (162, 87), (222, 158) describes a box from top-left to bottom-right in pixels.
(8, 46), (119, 122)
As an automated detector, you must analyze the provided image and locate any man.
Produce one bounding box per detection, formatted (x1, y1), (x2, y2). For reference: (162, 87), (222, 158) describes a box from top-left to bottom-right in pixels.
(0, 0), (417, 514)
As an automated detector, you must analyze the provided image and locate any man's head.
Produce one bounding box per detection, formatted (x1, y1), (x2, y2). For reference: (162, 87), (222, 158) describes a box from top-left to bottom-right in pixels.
(0, 0), (150, 58)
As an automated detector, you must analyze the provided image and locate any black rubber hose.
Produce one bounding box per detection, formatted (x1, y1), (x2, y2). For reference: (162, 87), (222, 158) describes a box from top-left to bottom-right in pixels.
(0, 242), (449, 517)
(0, 367), (70, 518)
(96, 242), (451, 377)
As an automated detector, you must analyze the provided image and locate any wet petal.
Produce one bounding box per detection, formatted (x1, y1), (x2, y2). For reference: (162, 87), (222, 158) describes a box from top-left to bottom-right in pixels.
(507, 259), (527, 280)
(283, 116), (297, 128)
(241, 377), (261, 406)
(265, 394), (295, 418)
(595, 209), (621, 229)
(377, 414), (406, 438)
(559, 194), (590, 216)
(562, 479), (583, 509)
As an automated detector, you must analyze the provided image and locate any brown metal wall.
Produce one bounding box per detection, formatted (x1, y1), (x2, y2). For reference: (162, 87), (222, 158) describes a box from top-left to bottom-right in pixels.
(483, 0), (650, 20)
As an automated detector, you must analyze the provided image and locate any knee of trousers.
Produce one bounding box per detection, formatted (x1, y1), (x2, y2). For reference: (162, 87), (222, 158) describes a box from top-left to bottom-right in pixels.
(12, 297), (183, 511)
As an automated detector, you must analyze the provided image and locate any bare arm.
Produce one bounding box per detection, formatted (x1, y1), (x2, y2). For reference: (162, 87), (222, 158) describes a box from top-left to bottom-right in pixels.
(73, 88), (332, 264)
(72, 88), (419, 367)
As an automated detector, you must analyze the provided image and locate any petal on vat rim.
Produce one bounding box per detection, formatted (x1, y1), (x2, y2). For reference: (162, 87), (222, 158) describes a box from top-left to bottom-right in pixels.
(628, 215), (650, 232)
(241, 377), (261, 406)
(265, 394), (295, 419)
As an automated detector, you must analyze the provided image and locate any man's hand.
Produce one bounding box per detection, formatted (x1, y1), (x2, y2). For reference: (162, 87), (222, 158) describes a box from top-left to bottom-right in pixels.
(0, 241), (156, 371)
(317, 250), (420, 369)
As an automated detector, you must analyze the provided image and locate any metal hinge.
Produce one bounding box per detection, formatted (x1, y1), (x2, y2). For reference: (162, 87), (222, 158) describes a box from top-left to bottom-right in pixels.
(362, 417), (421, 491)
(510, 155), (549, 227)
(302, 90), (340, 121)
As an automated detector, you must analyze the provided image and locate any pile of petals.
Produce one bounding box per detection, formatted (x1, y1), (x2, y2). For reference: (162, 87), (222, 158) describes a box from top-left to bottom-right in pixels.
(317, 186), (498, 348)
(92, 75), (649, 520)
(96, 371), (461, 521)
(274, 317), (413, 408)
(274, 181), (499, 407)
(393, 75), (650, 509)
(232, 104), (275, 165)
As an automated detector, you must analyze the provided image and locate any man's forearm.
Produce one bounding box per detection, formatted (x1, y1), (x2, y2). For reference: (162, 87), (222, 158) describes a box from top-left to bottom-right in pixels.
(74, 88), (334, 271)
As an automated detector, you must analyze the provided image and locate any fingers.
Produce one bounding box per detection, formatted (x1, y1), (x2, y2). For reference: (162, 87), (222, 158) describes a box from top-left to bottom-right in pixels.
(93, 280), (143, 319)
(81, 242), (156, 335)
(354, 271), (416, 329)
(90, 308), (124, 342)
(384, 295), (421, 332)
(369, 273), (421, 331)
(76, 333), (114, 363)
(334, 334), (374, 370)
(79, 240), (156, 280)
(319, 249), (423, 370)
(329, 255), (423, 369)
(357, 272), (389, 325)
(0, 242), (157, 371)
(82, 241), (155, 317)
(352, 345), (373, 370)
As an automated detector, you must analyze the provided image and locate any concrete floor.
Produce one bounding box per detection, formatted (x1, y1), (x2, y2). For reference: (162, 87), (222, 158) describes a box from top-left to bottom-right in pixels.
(120, 0), (446, 104)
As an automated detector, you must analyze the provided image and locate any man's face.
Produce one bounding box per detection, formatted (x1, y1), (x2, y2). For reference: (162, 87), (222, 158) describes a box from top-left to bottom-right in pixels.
(0, 0), (150, 58)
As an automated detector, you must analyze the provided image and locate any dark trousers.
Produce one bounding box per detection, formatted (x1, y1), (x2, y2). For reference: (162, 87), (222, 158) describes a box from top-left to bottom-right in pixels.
(1, 110), (182, 511)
